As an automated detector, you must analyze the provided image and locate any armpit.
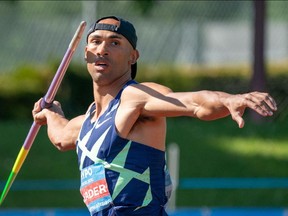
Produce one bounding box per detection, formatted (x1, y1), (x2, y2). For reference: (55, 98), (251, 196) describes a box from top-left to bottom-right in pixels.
(137, 115), (156, 123)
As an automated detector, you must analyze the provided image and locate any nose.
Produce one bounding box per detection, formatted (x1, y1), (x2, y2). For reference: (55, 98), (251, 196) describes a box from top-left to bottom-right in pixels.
(96, 41), (108, 56)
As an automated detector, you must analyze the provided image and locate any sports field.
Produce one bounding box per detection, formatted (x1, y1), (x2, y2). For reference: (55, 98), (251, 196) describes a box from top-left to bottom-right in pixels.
(0, 116), (287, 209)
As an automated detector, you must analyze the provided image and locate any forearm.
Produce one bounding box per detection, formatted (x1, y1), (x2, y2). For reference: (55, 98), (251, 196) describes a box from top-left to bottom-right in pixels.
(174, 90), (276, 128)
(191, 90), (232, 120)
(44, 110), (73, 151)
(165, 90), (232, 120)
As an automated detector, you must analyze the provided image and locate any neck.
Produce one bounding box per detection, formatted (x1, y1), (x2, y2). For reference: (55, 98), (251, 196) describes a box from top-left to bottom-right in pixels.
(92, 76), (131, 119)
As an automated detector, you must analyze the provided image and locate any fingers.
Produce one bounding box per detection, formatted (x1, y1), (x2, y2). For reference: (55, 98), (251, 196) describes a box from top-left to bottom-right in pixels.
(32, 98), (43, 116)
(32, 99), (62, 125)
(227, 91), (277, 128)
(230, 110), (245, 128)
(53, 100), (61, 107)
(32, 98), (44, 125)
(50, 101), (65, 116)
(262, 93), (277, 111)
(34, 113), (47, 125)
(244, 92), (277, 116)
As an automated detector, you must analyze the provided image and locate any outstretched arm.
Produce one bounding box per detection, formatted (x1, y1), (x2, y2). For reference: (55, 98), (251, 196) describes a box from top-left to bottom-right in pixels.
(164, 90), (277, 128)
(123, 83), (277, 128)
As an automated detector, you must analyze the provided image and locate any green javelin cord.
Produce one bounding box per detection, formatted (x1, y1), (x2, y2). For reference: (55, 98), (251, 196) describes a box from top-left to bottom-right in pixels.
(0, 172), (17, 205)
(0, 146), (29, 205)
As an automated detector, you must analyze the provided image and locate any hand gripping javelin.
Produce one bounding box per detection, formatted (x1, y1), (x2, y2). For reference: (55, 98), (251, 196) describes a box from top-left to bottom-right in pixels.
(0, 21), (86, 205)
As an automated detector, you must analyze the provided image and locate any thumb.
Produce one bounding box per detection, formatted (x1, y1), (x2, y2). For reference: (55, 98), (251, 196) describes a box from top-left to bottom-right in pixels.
(231, 111), (245, 128)
(237, 117), (245, 128)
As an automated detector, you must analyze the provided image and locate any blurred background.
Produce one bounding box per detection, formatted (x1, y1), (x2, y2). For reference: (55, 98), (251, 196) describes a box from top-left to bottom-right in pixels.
(0, 1), (288, 215)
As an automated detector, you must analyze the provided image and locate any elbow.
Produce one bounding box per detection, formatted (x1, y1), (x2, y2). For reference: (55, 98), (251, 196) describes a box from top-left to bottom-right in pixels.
(51, 138), (65, 151)
(50, 136), (75, 152)
(54, 143), (71, 152)
(193, 108), (213, 121)
(195, 110), (222, 121)
(55, 143), (68, 152)
(194, 105), (230, 121)
(54, 142), (75, 152)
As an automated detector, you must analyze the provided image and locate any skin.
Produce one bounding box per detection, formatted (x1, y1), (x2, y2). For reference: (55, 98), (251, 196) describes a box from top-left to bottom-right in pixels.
(32, 18), (277, 152)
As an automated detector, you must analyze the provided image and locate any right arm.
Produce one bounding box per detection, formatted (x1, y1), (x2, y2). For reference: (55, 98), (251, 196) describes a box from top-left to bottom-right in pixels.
(33, 99), (85, 151)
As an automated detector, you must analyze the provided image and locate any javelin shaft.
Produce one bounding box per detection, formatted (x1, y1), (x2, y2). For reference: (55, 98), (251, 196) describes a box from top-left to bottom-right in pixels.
(0, 21), (86, 205)
(0, 123), (40, 204)
(42, 21), (87, 108)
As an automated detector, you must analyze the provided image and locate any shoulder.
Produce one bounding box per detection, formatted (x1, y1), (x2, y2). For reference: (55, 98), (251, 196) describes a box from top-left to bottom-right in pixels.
(141, 82), (173, 94)
(122, 82), (173, 98)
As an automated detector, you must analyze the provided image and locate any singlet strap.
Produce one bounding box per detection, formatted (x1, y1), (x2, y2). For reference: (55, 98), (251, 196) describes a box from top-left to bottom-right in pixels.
(114, 80), (138, 100)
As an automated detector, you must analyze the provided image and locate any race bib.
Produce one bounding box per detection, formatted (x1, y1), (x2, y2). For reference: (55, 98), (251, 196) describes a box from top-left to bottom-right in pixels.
(80, 163), (113, 214)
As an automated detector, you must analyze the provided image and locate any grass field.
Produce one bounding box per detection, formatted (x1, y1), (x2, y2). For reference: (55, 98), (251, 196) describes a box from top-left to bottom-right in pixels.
(166, 116), (288, 207)
(0, 115), (287, 208)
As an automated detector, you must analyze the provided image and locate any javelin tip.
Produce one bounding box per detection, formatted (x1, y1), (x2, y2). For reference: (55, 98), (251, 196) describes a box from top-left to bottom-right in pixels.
(0, 171), (17, 206)
(69, 21), (87, 51)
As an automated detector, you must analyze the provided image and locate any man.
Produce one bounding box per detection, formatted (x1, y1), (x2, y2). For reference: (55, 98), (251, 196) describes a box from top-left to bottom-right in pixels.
(33, 16), (277, 216)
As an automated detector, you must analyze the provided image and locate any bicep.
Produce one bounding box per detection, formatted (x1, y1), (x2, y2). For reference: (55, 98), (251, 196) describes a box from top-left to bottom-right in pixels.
(143, 92), (200, 117)
(144, 91), (230, 119)
(52, 114), (85, 151)
(125, 83), (199, 117)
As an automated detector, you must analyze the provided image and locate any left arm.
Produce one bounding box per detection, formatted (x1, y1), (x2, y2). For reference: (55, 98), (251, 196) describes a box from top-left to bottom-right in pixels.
(122, 83), (277, 128)
(161, 90), (276, 127)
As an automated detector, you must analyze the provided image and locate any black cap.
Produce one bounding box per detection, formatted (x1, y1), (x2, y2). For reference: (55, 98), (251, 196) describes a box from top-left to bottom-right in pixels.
(87, 16), (138, 79)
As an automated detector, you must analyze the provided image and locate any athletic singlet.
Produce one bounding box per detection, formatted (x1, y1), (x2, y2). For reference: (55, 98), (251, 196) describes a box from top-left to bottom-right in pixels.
(76, 80), (168, 216)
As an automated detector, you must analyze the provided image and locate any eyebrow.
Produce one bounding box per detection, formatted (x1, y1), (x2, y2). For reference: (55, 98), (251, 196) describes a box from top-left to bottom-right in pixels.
(89, 33), (123, 40)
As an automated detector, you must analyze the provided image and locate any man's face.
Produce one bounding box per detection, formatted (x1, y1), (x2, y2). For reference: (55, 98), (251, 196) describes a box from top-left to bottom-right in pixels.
(85, 18), (137, 85)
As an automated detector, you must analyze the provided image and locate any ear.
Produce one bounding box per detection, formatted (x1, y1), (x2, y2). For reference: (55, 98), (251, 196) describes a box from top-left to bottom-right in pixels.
(130, 49), (139, 64)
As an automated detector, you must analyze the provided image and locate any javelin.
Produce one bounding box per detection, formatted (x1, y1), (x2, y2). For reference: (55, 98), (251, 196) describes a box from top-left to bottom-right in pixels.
(0, 21), (86, 205)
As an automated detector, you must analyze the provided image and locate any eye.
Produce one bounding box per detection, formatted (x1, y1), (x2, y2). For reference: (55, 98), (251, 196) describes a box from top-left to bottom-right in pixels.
(88, 38), (101, 45)
(111, 41), (119, 46)
(92, 40), (101, 45)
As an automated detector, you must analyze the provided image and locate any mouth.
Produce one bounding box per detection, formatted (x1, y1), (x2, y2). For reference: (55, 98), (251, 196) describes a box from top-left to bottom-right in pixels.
(95, 59), (109, 70)
(96, 61), (108, 66)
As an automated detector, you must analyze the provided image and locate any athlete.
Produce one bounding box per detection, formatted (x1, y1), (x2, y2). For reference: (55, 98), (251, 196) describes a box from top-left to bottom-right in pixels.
(32, 16), (277, 216)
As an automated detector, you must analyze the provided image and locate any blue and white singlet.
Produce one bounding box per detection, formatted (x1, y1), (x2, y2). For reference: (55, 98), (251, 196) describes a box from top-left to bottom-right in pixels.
(76, 80), (169, 216)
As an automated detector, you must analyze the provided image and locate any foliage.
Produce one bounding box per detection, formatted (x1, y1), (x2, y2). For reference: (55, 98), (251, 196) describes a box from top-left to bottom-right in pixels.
(0, 65), (53, 119)
(133, 0), (156, 15)
(0, 62), (287, 120)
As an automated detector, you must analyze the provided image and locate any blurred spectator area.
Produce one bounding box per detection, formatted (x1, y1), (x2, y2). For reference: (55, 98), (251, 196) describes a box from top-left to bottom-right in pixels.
(0, 1), (287, 72)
